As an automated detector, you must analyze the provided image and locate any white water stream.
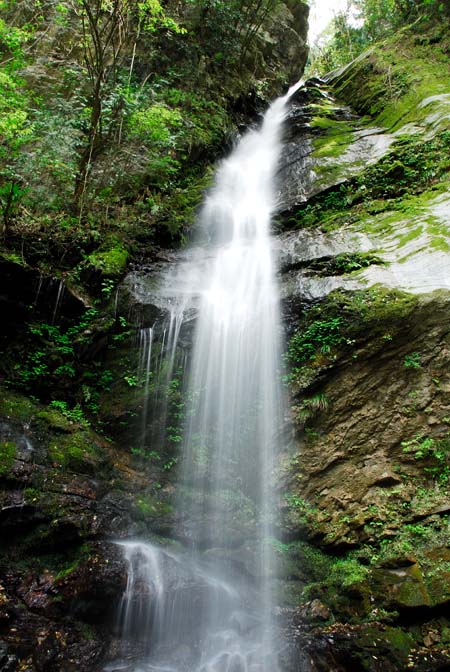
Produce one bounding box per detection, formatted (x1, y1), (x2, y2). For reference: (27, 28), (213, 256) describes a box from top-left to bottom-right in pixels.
(111, 83), (300, 672)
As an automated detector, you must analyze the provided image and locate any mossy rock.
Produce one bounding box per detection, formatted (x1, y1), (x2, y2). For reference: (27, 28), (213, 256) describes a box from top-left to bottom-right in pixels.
(0, 390), (37, 423)
(371, 564), (430, 609)
(352, 625), (414, 669)
(86, 241), (129, 277)
(0, 441), (16, 476)
(36, 408), (79, 434)
(329, 26), (450, 134)
(47, 429), (104, 472)
(422, 548), (450, 606)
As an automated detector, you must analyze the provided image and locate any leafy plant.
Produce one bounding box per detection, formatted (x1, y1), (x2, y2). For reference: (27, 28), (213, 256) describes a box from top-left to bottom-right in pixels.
(131, 447), (160, 461)
(286, 317), (344, 369)
(294, 393), (330, 424)
(402, 434), (450, 484)
(49, 400), (90, 426)
(163, 457), (177, 471)
(403, 352), (421, 369)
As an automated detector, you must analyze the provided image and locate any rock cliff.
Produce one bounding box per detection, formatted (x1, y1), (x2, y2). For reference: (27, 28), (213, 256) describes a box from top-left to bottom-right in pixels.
(276, 21), (450, 671)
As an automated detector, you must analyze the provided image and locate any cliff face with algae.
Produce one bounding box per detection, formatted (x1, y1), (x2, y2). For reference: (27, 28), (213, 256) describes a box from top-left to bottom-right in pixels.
(276, 21), (450, 672)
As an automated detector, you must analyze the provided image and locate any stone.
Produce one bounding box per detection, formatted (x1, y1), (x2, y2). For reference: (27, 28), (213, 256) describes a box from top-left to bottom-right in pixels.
(310, 600), (331, 621)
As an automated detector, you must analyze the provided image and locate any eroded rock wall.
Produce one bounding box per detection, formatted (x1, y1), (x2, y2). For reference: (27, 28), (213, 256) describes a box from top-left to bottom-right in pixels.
(277, 21), (450, 672)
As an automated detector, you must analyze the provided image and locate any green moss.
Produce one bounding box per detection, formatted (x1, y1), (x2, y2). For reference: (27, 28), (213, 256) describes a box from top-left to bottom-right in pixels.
(311, 133), (358, 188)
(4, 526), (92, 578)
(313, 133), (354, 159)
(289, 123), (450, 245)
(54, 543), (90, 581)
(273, 538), (370, 602)
(397, 225), (424, 248)
(135, 493), (173, 519)
(37, 408), (76, 433)
(21, 487), (74, 524)
(87, 242), (128, 276)
(274, 539), (373, 619)
(331, 27), (450, 134)
(0, 388), (37, 422)
(47, 429), (102, 470)
(354, 625), (413, 663)
(0, 249), (25, 265)
(283, 494), (322, 532)
(429, 237), (450, 252)
(0, 441), (16, 475)
(380, 565), (430, 608)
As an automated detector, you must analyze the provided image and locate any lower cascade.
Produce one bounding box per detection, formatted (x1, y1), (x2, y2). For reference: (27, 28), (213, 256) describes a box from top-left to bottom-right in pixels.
(109, 84), (300, 672)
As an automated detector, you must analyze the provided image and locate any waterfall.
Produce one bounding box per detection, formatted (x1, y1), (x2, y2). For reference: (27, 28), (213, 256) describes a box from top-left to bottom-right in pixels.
(111, 83), (300, 672)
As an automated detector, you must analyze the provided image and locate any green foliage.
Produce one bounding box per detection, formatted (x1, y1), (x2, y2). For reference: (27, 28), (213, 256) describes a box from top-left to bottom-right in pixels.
(284, 287), (418, 391)
(124, 374), (139, 387)
(128, 104), (182, 144)
(357, 0), (449, 38)
(294, 393), (329, 424)
(358, 510), (449, 566)
(164, 371), (185, 449)
(17, 309), (99, 388)
(273, 538), (370, 605)
(286, 317), (344, 369)
(403, 352), (421, 369)
(136, 0), (186, 33)
(0, 16), (32, 63)
(308, 0), (449, 74)
(183, 0), (282, 64)
(131, 447), (160, 460)
(402, 434), (450, 484)
(285, 494), (320, 529)
(49, 400), (89, 426)
(308, 9), (369, 74)
(164, 88), (230, 148)
(305, 252), (383, 276)
(0, 0), (286, 261)
(331, 252), (381, 274)
(163, 456), (177, 470)
(0, 18), (33, 230)
(9, 308), (117, 425)
(331, 557), (370, 588)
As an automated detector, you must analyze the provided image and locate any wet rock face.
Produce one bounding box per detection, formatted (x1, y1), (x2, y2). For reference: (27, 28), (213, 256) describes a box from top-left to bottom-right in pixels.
(275, 48), (450, 301)
(274, 30), (450, 663)
(0, 388), (177, 671)
(0, 541), (126, 672)
(285, 292), (450, 542)
(279, 289), (450, 669)
(277, 79), (395, 214)
(259, 1), (309, 90)
(0, 261), (86, 350)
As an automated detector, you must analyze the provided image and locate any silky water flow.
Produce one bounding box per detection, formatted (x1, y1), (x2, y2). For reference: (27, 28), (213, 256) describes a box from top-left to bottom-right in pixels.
(110, 82), (301, 672)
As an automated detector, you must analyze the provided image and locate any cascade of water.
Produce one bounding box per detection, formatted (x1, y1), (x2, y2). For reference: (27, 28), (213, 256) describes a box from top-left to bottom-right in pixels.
(113, 82), (301, 672)
(135, 299), (188, 454)
(138, 327), (154, 448)
(51, 279), (65, 325)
